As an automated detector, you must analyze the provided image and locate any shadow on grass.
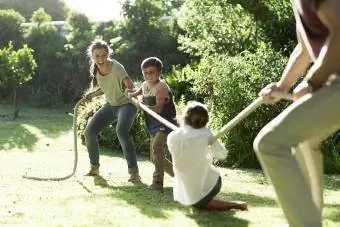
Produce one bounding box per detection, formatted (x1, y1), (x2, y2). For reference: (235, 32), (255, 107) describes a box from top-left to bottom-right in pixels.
(234, 168), (340, 191)
(90, 175), (249, 226)
(324, 203), (340, 223)
(0, 124), (38, 151)
(218, 191), (277, 207)
(0, 105), (73, 151)
(100, 148), (151, 164)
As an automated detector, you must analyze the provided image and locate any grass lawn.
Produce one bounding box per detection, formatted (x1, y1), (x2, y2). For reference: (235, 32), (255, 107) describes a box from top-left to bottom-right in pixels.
(0, 104), (339, 227)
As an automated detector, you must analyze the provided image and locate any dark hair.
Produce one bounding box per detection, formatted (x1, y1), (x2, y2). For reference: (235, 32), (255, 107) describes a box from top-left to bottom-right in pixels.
(87, 40), (113, 87)
(183, 101), (209, 129)
(141, 57), (163, 72)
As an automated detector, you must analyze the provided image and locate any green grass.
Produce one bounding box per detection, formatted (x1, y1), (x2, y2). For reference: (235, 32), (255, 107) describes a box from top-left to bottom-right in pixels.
(0, 104), (339, 226)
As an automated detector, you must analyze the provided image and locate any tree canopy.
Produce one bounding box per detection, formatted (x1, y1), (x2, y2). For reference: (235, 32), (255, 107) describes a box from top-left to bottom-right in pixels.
(0, 0), (68, 21)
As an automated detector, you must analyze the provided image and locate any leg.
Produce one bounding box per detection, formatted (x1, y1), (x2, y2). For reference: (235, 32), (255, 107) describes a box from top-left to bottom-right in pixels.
(253, 80), (340, 227)
(149, 131), (169, 190)
(292, 137), (325, 212)
(164, 152), (174, 177)
(203, 200), (247, 211)
(116, 103), (139, 175)
(149, 135), (155, 163)
(163, 134), (174, 177)
(84, 103), (117, 174)
(194, 177), (247, 211)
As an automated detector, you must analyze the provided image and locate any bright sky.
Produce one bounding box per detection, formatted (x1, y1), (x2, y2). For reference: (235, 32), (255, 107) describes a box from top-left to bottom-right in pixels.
(64, 0), (122, 21)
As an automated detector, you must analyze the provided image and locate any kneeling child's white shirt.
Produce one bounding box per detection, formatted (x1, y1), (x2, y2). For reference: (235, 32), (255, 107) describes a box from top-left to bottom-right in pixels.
(167, 125), (227, 205)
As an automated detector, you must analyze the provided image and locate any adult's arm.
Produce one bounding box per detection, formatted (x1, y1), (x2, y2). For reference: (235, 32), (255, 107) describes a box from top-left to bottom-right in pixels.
(276, 35), (311, 92)
(260, 34), (311, 104)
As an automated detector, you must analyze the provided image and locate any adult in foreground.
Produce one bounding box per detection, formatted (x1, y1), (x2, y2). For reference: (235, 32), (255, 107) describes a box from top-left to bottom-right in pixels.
(253, 0), (340, 226)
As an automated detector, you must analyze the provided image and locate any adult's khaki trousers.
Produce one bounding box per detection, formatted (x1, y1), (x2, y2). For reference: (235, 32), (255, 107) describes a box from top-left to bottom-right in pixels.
(254, 78), (340, 227)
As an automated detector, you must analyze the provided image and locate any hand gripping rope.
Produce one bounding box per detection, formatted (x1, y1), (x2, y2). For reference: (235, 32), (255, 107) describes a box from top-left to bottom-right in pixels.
(22, 98), (86, 181)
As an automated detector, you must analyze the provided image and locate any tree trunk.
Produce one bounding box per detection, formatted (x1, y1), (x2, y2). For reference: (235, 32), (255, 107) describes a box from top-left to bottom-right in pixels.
(13, 86), (19, 119)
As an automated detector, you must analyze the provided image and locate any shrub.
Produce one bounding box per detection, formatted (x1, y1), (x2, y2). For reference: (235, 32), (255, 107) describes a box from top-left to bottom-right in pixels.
(182, 43), (340, 173)
(184, 43), (290, 168)
(76, 97), (149, 155)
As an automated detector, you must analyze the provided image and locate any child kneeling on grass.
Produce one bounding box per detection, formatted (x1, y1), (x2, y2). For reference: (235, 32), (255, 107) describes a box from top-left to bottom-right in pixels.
(167, 101), (247, 211)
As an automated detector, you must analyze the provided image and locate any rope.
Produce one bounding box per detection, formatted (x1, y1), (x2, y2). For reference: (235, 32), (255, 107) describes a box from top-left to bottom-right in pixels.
(130, 93), (293, 145)
(22, 98), (86, 181)
(21, 92), (293, 181)
(130, 97), (178, 131)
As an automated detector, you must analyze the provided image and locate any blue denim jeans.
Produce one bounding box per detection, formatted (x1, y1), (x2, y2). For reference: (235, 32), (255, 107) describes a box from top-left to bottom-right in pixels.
(84, 102), (138, 173)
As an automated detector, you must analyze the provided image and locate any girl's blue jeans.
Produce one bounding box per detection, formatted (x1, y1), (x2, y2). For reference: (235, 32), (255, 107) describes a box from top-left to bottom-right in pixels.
(84, 102), (138, 173)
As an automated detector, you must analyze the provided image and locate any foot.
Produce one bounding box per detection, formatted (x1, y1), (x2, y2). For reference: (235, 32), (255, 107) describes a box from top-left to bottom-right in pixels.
(128, 172), (141, 183)
(148, 182), (163, 191)
(231, 201), (248, 211)
(85, 167), (99, 176)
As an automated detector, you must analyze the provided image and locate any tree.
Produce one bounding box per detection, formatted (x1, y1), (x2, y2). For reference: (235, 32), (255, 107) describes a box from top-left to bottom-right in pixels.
(0, 43), (36, 119)
(60, 11), (96, 101)
(24, 8), (67, 106)
(0, 0), (69, 21)
(162, 0), (184, 15)
(109, 0), (188, 77)
(176, 0), (295, 57)
(0, 9), (25, 48)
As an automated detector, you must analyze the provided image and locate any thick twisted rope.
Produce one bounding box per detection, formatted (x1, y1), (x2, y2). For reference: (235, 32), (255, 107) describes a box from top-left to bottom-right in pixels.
(131, 93), (293, 145)
(22, 98), (86, 181)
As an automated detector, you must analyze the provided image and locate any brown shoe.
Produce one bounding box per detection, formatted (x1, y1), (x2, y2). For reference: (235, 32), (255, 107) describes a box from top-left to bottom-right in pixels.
(148, 182), (163, 191)
(85, 167), (99, 176)
(128, 171), (141, 183)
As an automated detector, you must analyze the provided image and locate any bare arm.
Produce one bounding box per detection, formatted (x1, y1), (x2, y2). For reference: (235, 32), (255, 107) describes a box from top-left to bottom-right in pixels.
(305, 0), (340, 89)
(148, 87), (169, 113)
(122, 77), (135, 90)
(277, 35), (311, 91)
(129, 86), (143, 97)
(260, 37), (311, 103)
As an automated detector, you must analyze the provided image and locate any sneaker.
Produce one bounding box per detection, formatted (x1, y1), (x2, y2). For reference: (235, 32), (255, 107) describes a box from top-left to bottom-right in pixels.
(85, 167), (99, 176)
(148, 182), (163, 191)
(128, 171), (141, 183)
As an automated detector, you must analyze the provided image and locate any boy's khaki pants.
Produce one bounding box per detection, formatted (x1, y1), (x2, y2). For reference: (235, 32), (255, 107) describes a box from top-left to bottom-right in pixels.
(150, 131), (174, 184)
(254, 78), (340, 227)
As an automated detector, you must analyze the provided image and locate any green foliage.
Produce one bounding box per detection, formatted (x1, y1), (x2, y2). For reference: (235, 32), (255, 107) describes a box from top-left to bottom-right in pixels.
(229, 0), (295, 55)
(111, 0), (189, 77)
(59, 11), (96, 102)
(0, 9), (25, 48)
(162, 0), (184, 14)
(76, 98), (150, 155)
(321, 131), (340, 174)
(177, 0), (295, 57)
(163, 66), (195, 102)
(0, 42), (36, 117)
(24, 8), (67, 107)
(0, 42), (36, 89)
(184, 43), (289, 168)
(0, 0), (69, 21)
(30, 7), (52, 24)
